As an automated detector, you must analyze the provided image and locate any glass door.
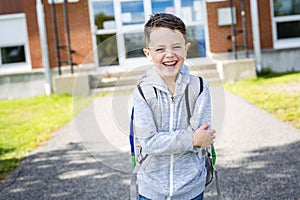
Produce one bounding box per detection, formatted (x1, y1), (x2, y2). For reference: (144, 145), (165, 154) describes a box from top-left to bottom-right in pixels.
(120, 0), (146, 60)
(180, 0), (206, 58)
(92, 0), (119, 66)
(91, 0), (208, 67)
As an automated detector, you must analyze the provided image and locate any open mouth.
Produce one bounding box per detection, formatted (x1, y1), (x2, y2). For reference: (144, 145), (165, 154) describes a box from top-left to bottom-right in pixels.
(162, 61), (178, 68)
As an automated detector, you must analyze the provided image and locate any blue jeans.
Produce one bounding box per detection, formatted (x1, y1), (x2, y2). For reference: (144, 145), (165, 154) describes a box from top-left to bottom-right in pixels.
(191, 192), (204, 200)
(138, 192), (204, 200)
(138, 195), (150, 200)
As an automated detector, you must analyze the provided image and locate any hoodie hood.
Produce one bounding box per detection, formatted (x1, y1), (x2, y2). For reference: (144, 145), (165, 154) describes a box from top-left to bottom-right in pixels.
(138, 64), (191, 95)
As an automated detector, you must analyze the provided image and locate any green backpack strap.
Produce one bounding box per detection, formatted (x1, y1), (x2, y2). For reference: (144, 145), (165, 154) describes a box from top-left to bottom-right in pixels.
(212, 145), (217, 165)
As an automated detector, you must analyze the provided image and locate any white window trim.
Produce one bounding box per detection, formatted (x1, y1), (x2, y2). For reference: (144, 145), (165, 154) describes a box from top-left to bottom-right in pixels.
(0, 13), (25, 21)
(270, 0), (300, 49)
(89, 0), (209, 67)
(0, 13), (31, 73)
(206, 0), (225, 2)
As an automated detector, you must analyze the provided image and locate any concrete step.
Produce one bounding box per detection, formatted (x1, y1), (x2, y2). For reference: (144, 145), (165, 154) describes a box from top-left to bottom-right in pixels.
(92, 76), (222, 95)
(99, 75), (139, 88)
(190, 69), (220, 79)
(92, 84), (136, 94)
(90, 63), (221, 90)
(93, 65), (151, 79)
(90, 74), (140, 89)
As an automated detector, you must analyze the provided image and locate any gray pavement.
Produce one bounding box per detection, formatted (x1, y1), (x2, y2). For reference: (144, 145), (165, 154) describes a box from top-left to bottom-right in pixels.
(0, 88), (300, 200)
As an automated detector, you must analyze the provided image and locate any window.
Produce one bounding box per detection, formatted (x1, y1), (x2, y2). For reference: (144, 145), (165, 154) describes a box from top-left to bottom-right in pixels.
(90, 0), (208, 67)
(206, 0), (225, 2)
(97, 34), (119, 66)
(124, 32), (145, 58)
(180, 0), (203, 23)
(121, 0), (145, 25)
(151, 0), (174, 14)
(0, 14), (29, 71)
(1, 45), (25, 65)
(187, 26), (206, 58)
(277, 21), (300, 39)
(272, 0), (300, 48)
(274, 0), (300, 16)
(93, 1), (115, 29)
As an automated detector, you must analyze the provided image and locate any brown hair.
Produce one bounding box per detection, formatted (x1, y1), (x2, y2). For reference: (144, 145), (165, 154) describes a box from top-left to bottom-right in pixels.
(144, 13), (188, 47)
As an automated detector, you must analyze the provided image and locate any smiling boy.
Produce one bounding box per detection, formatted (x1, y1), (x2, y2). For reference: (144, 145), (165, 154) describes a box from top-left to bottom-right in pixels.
(133, 13), (216, 200)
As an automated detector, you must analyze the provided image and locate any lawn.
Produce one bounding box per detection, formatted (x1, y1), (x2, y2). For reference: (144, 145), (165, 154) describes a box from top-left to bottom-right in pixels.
(224, 72), (300, 129)
(0, 94), (74, 181)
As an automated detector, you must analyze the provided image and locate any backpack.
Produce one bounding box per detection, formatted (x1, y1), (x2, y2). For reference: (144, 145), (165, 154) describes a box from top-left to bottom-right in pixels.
(129, 76), (221, 200)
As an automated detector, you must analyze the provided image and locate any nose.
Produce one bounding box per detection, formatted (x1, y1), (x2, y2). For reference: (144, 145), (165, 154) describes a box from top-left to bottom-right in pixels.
(165, 49), (175, 57)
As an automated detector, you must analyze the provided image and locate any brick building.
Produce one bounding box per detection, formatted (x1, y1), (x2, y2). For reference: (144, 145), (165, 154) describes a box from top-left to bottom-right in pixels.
(0, 0), (299, 75)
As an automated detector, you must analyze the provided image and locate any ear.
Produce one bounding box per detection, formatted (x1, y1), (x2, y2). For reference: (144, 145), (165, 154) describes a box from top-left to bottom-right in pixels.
(182, 42), (191, 58)
(143, 48), (152, 62)
(185, 42), (191, 52)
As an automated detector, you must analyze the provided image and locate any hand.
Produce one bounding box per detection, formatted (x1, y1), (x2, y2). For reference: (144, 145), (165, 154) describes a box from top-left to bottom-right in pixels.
(192, 124), (216, 148)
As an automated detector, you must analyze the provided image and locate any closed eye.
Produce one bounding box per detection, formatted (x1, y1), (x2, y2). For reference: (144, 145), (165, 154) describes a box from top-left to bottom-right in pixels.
(172, 46), (183, 50)
(155, 48), (164, 52)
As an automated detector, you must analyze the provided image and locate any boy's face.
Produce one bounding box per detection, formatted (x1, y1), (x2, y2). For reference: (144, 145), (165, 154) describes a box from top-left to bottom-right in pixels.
(143, 27), (191, 80)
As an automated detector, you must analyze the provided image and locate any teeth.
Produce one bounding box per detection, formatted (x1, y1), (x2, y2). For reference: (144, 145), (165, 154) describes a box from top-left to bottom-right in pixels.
(163, 61), (177, 66)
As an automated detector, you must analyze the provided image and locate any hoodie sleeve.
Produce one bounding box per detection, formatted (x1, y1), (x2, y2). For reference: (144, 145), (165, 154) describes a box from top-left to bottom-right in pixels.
(133, 87), (195, 155)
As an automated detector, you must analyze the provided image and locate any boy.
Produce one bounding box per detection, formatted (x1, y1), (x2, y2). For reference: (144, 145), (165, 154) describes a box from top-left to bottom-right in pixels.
(133, 13), (216, 200)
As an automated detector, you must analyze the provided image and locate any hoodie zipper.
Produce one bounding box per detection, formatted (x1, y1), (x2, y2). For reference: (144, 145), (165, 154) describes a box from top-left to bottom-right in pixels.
(168, 96), (175, 199)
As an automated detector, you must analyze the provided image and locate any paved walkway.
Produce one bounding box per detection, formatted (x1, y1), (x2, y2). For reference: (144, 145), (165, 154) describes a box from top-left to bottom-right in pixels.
(0, 88), (300, 200)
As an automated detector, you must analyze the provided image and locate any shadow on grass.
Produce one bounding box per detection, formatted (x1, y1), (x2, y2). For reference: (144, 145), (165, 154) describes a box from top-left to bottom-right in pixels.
(257, 68), (300, 79)
(0, 147), (20, 181)
(0, 147), (16, 156)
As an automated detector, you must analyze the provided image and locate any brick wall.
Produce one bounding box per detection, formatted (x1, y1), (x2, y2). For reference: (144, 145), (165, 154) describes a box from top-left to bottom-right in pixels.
(24, 0), (42, 69)
(206, 0), (231, 53)
(206, 0), (273, 53)
(0, 0), (24, 15)
(21, 0), (274, 68)
(24, 0), (93, 69)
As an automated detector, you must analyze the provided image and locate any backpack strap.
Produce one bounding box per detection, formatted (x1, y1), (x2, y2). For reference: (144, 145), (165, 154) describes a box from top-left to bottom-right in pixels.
(130, 84), (155, 200)
(137, 85), (145, 101)
(131, 82), (156, 168)
(185, 76), (204, 124)
(129, 107), (136, 168)
(137, 82), (157, 101)
(184, 77), (222, 198)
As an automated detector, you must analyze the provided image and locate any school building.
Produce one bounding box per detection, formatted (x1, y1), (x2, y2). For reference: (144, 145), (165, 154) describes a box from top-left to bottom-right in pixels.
(0, 0), (299, 98)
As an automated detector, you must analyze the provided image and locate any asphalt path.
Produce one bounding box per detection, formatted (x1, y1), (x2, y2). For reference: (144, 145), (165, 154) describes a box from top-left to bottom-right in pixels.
(0, 88), (299, 200)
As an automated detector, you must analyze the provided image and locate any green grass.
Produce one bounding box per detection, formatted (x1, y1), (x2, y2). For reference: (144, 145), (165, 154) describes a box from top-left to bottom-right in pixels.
(0, 94), (75, 181)
(225, 72), (300, 129)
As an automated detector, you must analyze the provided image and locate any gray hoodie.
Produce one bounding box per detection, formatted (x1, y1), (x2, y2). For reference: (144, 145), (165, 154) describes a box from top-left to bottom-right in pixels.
(133, 65), (212, 200)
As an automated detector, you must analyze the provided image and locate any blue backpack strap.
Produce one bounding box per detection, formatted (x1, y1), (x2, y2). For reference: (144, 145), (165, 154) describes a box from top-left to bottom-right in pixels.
(130, 83), (145, 168)
(130, 83), (157, 168)
(130, 107), (136, 168)
(130, 83), (156, 200)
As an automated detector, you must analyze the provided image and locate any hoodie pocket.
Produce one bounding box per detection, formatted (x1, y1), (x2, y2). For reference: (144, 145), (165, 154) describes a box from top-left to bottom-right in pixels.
(172, 153), (204, 191)
(140, 155), (170, 173)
